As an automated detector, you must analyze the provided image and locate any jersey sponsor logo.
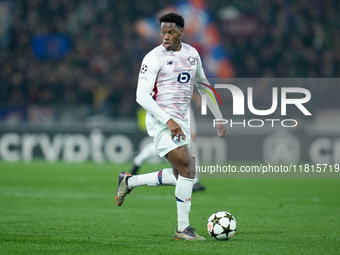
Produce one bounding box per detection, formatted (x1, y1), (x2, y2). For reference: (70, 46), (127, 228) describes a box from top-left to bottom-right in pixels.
(177, 72), (191, 83)
(139, 76), (147, 80)
(140, 64), (148, 74)
(187, 56), (196, 65)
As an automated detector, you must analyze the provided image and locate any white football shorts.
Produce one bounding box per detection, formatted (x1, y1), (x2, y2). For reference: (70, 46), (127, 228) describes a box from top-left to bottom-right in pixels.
(145, 113), (193, 158)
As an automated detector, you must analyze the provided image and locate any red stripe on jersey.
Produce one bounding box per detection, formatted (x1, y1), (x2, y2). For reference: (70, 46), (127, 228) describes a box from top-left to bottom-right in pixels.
(152, 82), (158, 100)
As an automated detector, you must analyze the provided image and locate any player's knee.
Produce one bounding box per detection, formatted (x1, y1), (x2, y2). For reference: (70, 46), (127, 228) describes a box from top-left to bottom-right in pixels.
(179, 160), (195, 179)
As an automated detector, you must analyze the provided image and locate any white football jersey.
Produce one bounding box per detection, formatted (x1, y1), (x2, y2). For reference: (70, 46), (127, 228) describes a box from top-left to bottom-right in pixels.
(136, 43), (222, 126)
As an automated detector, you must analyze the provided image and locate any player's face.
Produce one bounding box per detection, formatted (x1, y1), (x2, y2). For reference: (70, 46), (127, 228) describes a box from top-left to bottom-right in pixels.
(160, 22), (184, 51)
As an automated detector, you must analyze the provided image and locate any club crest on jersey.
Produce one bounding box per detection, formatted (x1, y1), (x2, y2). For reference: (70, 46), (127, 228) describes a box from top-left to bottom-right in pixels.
(187, 56), (196, 65)
(140, 64), (148, 74)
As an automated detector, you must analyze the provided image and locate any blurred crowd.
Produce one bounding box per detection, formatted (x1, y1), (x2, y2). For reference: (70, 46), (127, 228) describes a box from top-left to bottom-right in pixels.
(212, 0), (340, 78)
(0, 0), (339, 122)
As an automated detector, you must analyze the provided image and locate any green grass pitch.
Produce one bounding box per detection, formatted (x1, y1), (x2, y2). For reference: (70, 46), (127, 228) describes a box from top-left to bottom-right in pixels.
(1, 161), (340, 255)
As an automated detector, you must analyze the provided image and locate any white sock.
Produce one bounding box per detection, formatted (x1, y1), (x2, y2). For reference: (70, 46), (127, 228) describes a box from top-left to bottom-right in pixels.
(193, 156), (199, 185)
(193, 175), (199, 185)
(175, 175), (194, 231)
(159, 168), (177, 186)
(133, 143), (158, 166)
(127, 168), (177, 189)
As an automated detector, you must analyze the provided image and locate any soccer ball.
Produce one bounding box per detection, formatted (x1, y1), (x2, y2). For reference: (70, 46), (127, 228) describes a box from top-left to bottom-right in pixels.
(207, 211), (237, 240)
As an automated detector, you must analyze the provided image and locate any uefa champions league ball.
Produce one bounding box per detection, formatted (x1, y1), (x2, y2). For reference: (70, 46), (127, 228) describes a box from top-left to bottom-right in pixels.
(207, 211), (237, 240)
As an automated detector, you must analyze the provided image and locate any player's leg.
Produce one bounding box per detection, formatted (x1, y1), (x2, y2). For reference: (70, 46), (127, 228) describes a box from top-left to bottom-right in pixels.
(165, 145), (194, 179)
(128, 168), (177, 188)
(116, 124), (179, 206)
(166, 145), (194, 231)
(115, 168), (177, 206)
(165, 145), (205, 240)
(129, 142), (158, 175)
(191, 140), (206, 192)
(190, 108), (205, 191)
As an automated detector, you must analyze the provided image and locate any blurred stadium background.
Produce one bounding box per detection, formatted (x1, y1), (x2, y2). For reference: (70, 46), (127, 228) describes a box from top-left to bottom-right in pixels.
(0, 0), (339, 164)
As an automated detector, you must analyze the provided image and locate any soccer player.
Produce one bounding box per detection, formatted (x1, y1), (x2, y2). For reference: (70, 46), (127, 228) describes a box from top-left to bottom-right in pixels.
(116, 13), (226, 240)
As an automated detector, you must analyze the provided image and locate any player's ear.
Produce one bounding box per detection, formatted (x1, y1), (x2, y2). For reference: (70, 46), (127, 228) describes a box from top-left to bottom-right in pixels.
(180, 28), (184, 36)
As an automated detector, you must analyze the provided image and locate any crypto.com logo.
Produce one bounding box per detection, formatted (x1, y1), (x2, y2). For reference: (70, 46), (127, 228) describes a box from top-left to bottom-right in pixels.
(200, 84), (312, 128)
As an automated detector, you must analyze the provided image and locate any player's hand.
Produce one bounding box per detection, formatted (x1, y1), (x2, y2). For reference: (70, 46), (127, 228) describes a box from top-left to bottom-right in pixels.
(216, 123), (226, 137)
(166, 118), (186, 141)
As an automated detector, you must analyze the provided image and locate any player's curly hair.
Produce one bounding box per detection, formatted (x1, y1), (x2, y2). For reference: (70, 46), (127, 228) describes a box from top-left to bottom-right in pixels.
(159, 13), (185, 28)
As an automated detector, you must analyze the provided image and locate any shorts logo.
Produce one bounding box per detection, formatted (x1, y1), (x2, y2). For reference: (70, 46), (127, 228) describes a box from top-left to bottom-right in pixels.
(187, 56), (196, 65)
(172, 134), (186, 144)
(140, 64), (148, 74)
